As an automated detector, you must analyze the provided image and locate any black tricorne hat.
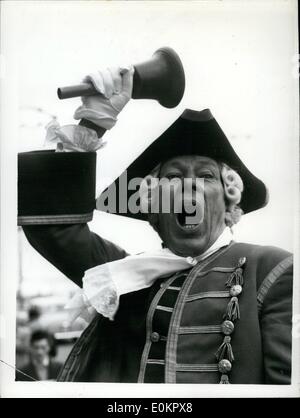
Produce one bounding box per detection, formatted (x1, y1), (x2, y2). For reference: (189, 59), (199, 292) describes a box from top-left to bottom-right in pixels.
(98, 108), (268, 220)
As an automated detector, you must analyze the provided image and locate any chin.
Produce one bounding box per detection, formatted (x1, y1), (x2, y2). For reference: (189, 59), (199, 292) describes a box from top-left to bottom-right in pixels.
(168, 236), (208, 257)
(159, 211), (210, 256)
(164, 223), (210, 256)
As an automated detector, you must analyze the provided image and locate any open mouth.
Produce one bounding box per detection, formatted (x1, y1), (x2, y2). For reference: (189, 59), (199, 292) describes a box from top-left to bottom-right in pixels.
(175, 205), (202, 231)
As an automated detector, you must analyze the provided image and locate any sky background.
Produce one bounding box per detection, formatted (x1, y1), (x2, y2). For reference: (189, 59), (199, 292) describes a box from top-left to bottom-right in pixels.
(2, 0), (298, 295)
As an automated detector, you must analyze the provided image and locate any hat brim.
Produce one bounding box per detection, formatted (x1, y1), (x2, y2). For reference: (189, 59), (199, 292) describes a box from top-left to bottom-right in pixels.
(98, 109), (268, 220)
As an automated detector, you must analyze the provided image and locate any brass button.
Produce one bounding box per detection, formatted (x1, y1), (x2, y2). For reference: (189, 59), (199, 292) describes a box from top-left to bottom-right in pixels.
(218, 359), (232, 373)
(221, 320), (235, 335)
(186, 257), (197, 266)
(150, 332), (160, 343)
(238, 257), (247, 267)
(230, 284), (242, 297)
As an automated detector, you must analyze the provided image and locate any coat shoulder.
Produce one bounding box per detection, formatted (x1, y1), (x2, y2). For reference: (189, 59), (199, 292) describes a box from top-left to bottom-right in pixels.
(236, 241), (291, 259)
(230, 242), (292, 288)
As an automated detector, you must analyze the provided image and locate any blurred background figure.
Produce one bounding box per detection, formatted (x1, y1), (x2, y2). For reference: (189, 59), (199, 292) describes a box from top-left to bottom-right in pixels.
(16, 330), (62, 381)
(28, 305), (43, 331)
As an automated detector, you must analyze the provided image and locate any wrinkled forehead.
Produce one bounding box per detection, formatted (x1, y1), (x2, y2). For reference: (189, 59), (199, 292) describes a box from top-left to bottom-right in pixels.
(160, 155), (220, 173)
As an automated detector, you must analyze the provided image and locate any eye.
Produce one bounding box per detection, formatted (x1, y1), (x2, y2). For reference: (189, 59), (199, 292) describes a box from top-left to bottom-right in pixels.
(199, 172), (214, 179)
(165, 173), (182, 181)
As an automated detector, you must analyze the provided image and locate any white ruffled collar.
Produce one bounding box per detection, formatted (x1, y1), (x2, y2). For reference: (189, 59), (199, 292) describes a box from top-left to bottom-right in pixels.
(65, 227), (233, 323)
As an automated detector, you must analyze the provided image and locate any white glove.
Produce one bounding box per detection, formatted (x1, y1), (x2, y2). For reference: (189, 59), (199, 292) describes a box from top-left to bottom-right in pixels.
(74, 66), (134, 130)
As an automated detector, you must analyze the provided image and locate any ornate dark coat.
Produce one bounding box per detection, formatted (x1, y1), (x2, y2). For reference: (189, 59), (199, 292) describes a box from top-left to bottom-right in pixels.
(23, 224), (293, 384)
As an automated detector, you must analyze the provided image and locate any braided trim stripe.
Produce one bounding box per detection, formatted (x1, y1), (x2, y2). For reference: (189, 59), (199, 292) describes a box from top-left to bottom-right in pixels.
(185, 291), (230, 302)
(257, 255), (293, 313)
(18, 212), (93, 225)
(179, 325), (222, 334)
(176, 364), (219, 372)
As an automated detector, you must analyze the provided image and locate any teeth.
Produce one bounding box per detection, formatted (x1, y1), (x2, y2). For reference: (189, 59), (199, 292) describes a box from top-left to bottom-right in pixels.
(184, 224), (198, 229)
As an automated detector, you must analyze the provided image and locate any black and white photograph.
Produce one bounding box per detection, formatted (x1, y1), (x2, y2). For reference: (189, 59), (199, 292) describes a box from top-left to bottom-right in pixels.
(0, 0), (299, 398)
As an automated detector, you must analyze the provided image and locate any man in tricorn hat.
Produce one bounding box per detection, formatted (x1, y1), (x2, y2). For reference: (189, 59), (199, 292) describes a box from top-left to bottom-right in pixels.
(21, 68), (292, 384)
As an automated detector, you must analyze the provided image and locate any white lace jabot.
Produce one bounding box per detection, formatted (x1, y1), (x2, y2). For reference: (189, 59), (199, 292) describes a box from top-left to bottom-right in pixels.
(65, 227), (233, 323)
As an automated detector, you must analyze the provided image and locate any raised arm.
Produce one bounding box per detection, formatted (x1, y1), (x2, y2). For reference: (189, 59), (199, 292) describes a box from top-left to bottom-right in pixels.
(20, 67), (135, 287)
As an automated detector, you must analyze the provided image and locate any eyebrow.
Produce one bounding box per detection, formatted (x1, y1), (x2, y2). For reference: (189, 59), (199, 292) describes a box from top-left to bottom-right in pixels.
(161, 159), (219, 172)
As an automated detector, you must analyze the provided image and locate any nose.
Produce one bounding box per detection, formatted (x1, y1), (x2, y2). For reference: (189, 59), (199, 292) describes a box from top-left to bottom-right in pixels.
(184, 165), (199, 185)
(182, 178), (202, 194)
(191, 178), (198, 193)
